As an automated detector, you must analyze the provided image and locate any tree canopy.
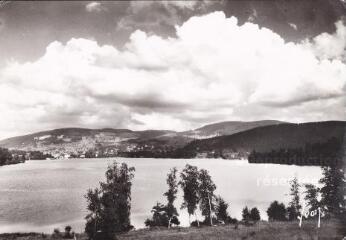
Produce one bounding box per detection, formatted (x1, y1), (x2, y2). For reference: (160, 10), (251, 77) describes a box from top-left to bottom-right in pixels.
(179, 164), (200, 224)
(198, 169), (216, 225)
(85, 162), (135, 240)
(267, 201), (287, 221)
(287, 177), (301, 221)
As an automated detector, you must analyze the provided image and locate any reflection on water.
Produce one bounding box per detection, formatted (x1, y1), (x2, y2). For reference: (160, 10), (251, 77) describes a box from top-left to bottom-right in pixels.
(0, 158), (322, 233)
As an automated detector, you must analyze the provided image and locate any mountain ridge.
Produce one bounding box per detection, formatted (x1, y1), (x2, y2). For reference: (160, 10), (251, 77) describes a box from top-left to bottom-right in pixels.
(0, 120), (286, 154)
(0, 120), (286, 144)
(1, 120), (344, 163)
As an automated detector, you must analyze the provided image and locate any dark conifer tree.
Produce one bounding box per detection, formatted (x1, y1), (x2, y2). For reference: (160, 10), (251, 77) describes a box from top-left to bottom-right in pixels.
(242, 206), (250, 222)
(0, 147), (12, 166)
(144, 202), (169, 227)
(319, 166), (346, 216)
(267, 201), (287, 221)
(215, 196), (229, 223)
(304, 184), (320, 210)
(249, 207), (261, 221)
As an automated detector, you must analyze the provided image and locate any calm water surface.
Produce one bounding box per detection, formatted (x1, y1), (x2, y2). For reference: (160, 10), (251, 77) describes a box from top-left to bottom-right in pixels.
(0, 158), (322, 233)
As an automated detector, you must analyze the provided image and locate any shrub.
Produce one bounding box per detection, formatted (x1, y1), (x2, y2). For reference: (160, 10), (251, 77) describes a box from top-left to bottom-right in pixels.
(52, 228), (61, 238)
(267, 201), (287, 221)
(249, 207), (261, 221)
(64, 225), (72, 238)
(215, 196), (229, 223)
(145, 202), (180, 228)
(242, 206), (250, 222)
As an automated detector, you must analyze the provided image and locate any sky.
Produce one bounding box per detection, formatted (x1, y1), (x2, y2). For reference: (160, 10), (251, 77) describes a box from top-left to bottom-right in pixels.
(0, 1), (345, 139)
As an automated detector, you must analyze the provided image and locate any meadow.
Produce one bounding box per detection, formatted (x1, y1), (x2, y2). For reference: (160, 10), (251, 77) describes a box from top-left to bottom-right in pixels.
(1, 220), (344, 240)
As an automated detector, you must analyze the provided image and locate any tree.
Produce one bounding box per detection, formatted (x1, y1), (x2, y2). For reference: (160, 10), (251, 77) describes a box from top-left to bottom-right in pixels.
(179, 164), (200, 225)
(198, 169), (216, 225)
(64, 225), (72, 239)
(145, 168), (180, 228)
(242, 207), (250, 222)
(304, 184), (320, 210)
(215, 196), (229, 223)
(85, 162), (135, 240)
(287, 177), (301, 221)
(85, 149), (96, 158)
(319, 166), (346, 216)
(144, 202), (170, 228)
(249, 207), (261, 221)
(164, 167), (180, 228)
(267, 201), (287, 221)
(0, 147), (12, 166)
(52, 228), (62, 238)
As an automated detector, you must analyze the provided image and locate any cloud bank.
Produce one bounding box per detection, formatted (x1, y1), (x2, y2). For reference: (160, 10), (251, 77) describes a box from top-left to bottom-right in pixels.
(0, 12), (345, 138)
(85, 2), (104, 13)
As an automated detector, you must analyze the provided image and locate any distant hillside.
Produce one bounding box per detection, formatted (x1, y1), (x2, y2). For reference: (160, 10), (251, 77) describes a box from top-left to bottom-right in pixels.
(179, 121), (346, 162)
(0, 128), (174, 154)
(0, 120), (284, 155)
(0, 128), (129, 148)
(180, 120), (286, 139)
(1, 121), (342, 163)
(128, 120), (286, 151)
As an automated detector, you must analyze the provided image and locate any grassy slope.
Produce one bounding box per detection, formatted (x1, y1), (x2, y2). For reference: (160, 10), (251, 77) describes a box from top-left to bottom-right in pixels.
(1, 220), (344, 240)
(119, 221), (343, 240)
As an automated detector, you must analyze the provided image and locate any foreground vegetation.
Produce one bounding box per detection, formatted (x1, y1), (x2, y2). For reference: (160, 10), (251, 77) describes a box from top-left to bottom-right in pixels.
(1, 220), (344, 240)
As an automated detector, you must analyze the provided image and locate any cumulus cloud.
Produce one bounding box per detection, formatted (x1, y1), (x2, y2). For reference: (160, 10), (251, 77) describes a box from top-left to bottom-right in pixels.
(160, 1), (200, 10)
(305, 20), (346, 61)
(0, 12), (345, 138)
(129, 0), (210, 12)
(85, 2), (105, 13)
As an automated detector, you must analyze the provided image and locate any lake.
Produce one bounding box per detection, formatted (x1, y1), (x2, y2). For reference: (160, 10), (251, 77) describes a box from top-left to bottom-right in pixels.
(0, 158), (322, 233)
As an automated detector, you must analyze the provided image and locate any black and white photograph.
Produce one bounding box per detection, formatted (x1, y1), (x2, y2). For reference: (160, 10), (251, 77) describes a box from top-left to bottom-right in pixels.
(0, 0), (345, 239)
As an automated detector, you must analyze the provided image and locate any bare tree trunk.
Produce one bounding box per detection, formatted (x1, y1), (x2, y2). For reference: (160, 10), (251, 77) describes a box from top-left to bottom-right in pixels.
(195, 212), (200, 227)
(208, 193), (213, 226)
(94, 213), (97, 239)
(168, 217), (172, 229)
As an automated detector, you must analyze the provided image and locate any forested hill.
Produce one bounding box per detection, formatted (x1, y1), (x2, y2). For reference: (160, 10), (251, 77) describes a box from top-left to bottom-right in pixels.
(180, 120), (286, 139)
(178, 121), (346, 163)
(0, 128), (174, 150)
